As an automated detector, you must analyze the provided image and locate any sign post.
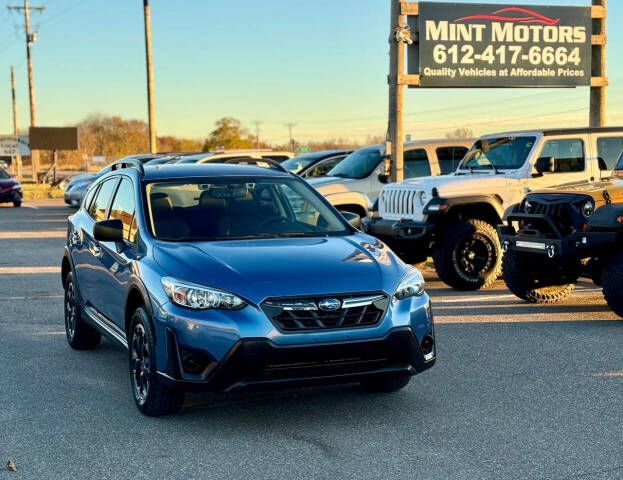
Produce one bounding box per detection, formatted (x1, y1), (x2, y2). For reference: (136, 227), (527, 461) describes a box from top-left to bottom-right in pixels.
(388, 1), (607, 182)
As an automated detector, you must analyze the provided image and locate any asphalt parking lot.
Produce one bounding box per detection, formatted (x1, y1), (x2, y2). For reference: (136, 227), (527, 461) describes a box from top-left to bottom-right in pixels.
(1, 199), (622, 480)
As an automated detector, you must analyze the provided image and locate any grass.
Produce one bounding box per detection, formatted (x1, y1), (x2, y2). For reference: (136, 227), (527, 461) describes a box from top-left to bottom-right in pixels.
(20, 181), (64, 200)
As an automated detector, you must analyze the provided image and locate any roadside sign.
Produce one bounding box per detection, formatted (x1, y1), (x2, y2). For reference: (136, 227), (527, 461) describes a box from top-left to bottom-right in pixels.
(29, 127), (79, 150)
(0, 136), (18, 156)
(92, 156), (106, 164)
(297, 147), (311, 153)
(407, 3), (592, 87)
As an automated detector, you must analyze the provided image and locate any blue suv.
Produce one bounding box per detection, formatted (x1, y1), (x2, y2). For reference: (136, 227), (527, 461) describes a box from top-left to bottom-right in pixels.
(61, 159), (436, 415)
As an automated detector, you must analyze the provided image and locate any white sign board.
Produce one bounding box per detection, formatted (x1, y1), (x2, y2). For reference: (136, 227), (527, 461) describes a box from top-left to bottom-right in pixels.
(0, 136), (18, 156)
(92, 156), (106, 164)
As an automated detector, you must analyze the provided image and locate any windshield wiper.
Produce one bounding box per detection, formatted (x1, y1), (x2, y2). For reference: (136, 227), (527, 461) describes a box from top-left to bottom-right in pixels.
(331, 173), (352, 178)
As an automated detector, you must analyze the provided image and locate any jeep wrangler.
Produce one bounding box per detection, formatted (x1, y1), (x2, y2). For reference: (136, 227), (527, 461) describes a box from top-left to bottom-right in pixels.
(498, 154), (623, 317)
(363, 128), (623, 291)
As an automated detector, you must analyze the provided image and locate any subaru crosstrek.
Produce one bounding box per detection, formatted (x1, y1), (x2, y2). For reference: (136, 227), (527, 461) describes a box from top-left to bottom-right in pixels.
(61, 159), (436, 416)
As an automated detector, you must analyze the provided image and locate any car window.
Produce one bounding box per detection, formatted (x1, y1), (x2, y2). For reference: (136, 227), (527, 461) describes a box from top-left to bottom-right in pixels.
(302, 156), (345, 178)
(108, 177), (137, 242)
(461, 136), (536, 171)
(327, 147), (383, 179)
(146, 178), (349, 241)
(0, 169), (10, 179)
(88, 178), (118, 222)
(437, 146), (469, 174)
(262, 154), (289, 161)
(82, 184), (99, 212)
(597, 137), (623, 171)
(404, 149), (431, 178)
(538, 139), (585, 173)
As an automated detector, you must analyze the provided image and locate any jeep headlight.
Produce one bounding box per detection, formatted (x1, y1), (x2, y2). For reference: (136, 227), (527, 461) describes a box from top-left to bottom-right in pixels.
(394, 268), (425, 300)
(418, 191), (428, 206)
(581, 199), (594, 218)
(161, 277), (246, 310)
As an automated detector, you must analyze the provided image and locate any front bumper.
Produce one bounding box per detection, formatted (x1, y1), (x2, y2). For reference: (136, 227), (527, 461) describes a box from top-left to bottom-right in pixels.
(362, 216), (434, 241)
(157, 326), (435, 392)
(64, 189), (86, 207)
(0, 189), (21, 204)
(498, 223), (617, 259)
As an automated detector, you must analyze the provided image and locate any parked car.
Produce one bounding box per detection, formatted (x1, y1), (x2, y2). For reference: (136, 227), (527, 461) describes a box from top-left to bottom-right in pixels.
(499, 151), (623, 315)
(64, 154), (163, 207)
(307, 139), (472, 218)
(61, 159), (435, 416)
(281, 150), (353, 178)
(0, 168), (22, 207)
(364, 127), (623, 291)
(177, 150), (294, 165)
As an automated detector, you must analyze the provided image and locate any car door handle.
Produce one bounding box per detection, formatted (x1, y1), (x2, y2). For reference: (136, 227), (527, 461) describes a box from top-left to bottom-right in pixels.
(89, 243), (102, 258)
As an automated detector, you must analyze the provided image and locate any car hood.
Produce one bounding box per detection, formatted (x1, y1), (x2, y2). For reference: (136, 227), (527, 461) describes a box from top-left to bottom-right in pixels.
(307, 176), (360, 196)
(396, 172), (513, 197)
(0, 178), (19, 189)
(68, 173), (98, 186)
(153, 234), (406, 304)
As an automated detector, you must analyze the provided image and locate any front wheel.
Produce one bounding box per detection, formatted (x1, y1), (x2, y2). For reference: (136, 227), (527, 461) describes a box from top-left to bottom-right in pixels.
(602, 251), (623, 318)
(13, 201), (21, 207)
(432, 219), (501, 291)
(361, 375), (411, 393)
(128, 307), (185, 416)
(502, 253), (575, 303)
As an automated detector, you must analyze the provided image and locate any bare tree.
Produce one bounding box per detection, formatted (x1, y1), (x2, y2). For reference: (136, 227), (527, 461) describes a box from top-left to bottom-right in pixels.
(445, 128), (474, 139)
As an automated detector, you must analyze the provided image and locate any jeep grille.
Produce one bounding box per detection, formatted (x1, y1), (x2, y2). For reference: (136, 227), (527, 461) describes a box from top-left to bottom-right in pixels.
(381, 189), (420, 217)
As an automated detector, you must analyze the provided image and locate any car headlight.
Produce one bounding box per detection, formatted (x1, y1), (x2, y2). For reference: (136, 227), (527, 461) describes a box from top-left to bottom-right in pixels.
(161, 277), (247, 310)
(523, 199), (532, 213)
(394, 268), (425, 300)
(12, 184), (21, 190)
(418, 191), (428, 206)
(581, 199), (594, 218)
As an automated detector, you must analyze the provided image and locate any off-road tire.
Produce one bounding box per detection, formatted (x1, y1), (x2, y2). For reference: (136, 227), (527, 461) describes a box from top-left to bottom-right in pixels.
(129, 307), (185, 416)
(64, 271), (101, 350)
(432, 219), (501, 291)
(502, 253), (575, 304)
(361, 375), (411, 393)
(13, 201), (21, 207)
(602, 250), (623, 318)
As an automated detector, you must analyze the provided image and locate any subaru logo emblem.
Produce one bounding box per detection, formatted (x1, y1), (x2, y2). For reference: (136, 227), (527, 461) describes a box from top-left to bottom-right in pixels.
(318, 298), (341, 311)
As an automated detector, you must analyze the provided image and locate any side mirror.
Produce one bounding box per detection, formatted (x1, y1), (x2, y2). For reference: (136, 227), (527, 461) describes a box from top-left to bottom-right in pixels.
(378, 173), (390, 184)
(93, 219), (124, 243)
(340, 211), (362, 229)
(535, 157), (555, 175)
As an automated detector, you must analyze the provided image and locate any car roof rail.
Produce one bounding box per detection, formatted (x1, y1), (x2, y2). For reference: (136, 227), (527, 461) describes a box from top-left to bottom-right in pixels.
(223, 157), (289, 174)
(110, 159), (145, 177)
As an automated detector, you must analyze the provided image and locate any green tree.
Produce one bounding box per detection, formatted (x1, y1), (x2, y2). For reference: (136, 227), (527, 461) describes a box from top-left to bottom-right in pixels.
(202, 117), (255, 152)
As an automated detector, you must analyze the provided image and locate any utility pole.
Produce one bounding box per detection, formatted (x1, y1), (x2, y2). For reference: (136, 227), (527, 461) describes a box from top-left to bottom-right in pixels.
(143, 0), (157, 153)
(8, 0), (43, 182)
(387, 0), (405, 183)
(253, 120), (262, 149)
(10, 66), (21, 177)
(285, 123), (296, 153)
(590, 0), (607, 127)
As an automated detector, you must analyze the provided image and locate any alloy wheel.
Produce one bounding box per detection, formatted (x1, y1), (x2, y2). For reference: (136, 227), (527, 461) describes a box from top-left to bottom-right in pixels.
(131, 323), (150, 404)
(456, 234), (494, 278)
(65, 280), (77, 339)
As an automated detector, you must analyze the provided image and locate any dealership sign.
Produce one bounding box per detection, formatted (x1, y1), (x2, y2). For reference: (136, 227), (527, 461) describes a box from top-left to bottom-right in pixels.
(0, 136), (18, 156)
(407, 3), (592, 87)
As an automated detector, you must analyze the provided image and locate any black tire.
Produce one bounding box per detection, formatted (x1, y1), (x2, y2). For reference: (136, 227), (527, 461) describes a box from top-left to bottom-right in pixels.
(128, 307), (184, 416)
(64, 271), (101, 350)
(13, 201), (21, 207)
(361, 375), (411, 393)
(432, 219), (501, 291)
(602, 250), (623, 318)
(502, 253), (575, 304)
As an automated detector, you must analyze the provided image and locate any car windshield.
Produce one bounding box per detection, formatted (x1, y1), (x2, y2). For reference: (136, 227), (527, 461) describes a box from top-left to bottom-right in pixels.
(615, 152), (623, 172)
(459, 136), (536, 171)
(146, 177), (350, 241)
(281, 152), (328, 173)
(0, 169), (10, 179)
(326, 146), (382, 179)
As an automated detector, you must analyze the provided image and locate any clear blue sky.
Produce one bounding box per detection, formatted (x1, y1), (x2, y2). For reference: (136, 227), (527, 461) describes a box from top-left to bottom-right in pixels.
(0, 0), (621, 145)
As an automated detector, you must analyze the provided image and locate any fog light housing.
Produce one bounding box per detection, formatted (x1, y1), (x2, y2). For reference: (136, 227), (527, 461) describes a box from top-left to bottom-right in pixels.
(421, 335), (434, 361)
(502, 240), (510, 253)
(180, 348), (212, 375)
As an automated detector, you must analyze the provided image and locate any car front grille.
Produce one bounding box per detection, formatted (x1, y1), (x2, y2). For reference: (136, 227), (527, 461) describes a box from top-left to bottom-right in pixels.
(261, 293), (389, 333)
(381, 189), (420, 218)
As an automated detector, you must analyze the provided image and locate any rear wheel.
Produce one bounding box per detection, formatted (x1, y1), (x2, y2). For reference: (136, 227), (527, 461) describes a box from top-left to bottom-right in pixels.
(502, 253), (575, 303)
(602, 250), (623, 318)
(361, 375), (411, 393)
(13, 201), (21, 207)
(433, 219), (501, 291)
(64, 271), (101, 350)
(129, 307), (185, 416)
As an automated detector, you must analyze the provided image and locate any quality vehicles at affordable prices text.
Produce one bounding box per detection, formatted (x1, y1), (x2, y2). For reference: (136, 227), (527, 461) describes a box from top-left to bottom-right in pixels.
(499, 152), (623, 317)
(61, 159), (435, 416)
(363, 128), (623, 290)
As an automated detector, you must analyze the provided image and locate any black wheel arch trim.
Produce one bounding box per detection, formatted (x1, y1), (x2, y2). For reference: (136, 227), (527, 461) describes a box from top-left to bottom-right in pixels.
(425, 195), (505, 221)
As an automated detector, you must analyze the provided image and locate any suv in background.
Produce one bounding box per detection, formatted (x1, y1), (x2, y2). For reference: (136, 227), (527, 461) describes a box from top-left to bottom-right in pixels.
(281, 150), (352, 178)
(364, 128), (623, 290)
(61, 159), (436, 415)
(499, 152), (623, 315)
(307, 140), (472, 218)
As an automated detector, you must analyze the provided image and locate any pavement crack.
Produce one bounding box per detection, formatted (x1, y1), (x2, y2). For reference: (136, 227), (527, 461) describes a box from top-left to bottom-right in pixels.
(289, 433), (338, 458)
